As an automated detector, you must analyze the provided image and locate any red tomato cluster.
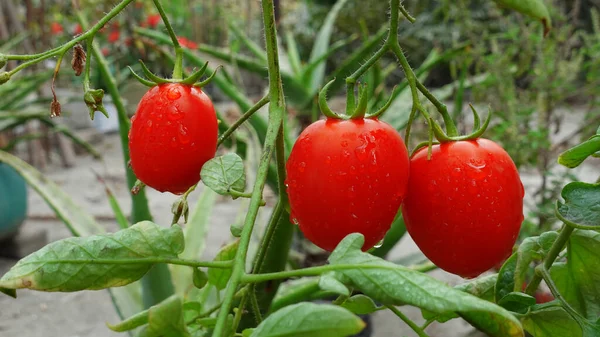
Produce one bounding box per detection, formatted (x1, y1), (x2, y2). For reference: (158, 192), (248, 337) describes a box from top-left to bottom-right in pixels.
(285, 118), (524, 278)
(129, 84), (218, 195)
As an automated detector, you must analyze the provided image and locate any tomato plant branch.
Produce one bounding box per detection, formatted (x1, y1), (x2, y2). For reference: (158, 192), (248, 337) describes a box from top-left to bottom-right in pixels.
(4, 0), (134, 78)
(217, 95), (270, 147)
(386, 305), (430, 337)
(525, 224), (574, 296)
(241, 262), (436, 283)
(212, 0), (286, 334)
(150, 0), (183, 79)
(537, 265), (584, 321)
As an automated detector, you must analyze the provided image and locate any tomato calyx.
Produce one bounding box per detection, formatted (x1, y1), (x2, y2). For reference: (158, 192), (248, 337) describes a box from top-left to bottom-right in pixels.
(318, 78), (398, 120)
(128, 60), (221, 88)
(431, 104), (491, 143)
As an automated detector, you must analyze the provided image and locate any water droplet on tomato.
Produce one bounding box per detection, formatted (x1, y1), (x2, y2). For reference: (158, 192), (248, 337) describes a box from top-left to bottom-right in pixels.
(467, 158), (486, 170)
(341, 140), (349, 147)
(351, 213), (358, 219)
(497, 186), (503, 193)
(451, 167), (461, 177)
(343, 150), (351, 158)
(298, 162), (306, 172)
(373, 239), (384, 249)
(170, 137), (177, 147)
(167, 87), (182, 100)
(167, 107), (183, 121)
(177, 124), (190, 144)
(325, 156), (331, 164)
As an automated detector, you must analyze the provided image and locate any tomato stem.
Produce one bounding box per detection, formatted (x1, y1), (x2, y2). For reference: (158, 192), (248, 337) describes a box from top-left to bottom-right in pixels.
(150, 0), (184, 80)
(386, 305), (430, 337)
(217, 95), (270, 147)
(212, 0), (286, 335)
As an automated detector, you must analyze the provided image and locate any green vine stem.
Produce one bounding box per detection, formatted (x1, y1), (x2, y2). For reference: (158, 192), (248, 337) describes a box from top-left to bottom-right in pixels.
(212, 0), (286, 334)
(150, 0), (183, 79)
(217, 95), (270, 147)
(386, 305), (430, 337)
(4, 0), (135, 78)
(525, 224), (574, 296)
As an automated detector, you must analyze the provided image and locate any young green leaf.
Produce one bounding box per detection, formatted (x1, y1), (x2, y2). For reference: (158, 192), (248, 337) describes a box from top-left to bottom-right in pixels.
(319, 273), (350, 296)
(138, 295), (190, 337)
(328, 234), (524, 337)
(556, 182), (600, 230)
(549, 263), (585, 315)
(512, 232), (558, 295)
(521, 307), (582, 337)
(341, 294), (383, 315)
(193, 268), (208, 289)
(558, 135), (600, 168)
(249, 303), (365, 337)
(207, 240), (239, 290)
(497, 292), (536, 314)
(495, 253), (518, 303)
(200, 153), (246, 195)
(0, 221), (183, 293)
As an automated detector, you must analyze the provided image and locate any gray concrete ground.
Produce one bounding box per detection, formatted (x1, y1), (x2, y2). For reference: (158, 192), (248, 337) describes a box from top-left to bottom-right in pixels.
(0, 104), (597, 337)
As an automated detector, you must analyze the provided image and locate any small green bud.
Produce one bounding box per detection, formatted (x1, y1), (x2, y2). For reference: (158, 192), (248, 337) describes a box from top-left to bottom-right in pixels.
(0, 72), (10, 85)
(192, 268), (208, 289)
(84, 88), (104, 105)
(0, 55), (7, 69)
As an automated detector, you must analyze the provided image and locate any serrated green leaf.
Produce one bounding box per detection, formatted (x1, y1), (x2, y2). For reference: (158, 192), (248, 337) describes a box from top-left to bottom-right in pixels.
(250, 303), (364, 337)
(0, 221), (183, 292)
(556, 182), (600, 230)
(568, 230), (600, 319)
(319, 273), (350, 296)
(558, 136), (600, 168)
(200, 153), (246, 195)
(498, 292), (536, 314)
(522, 307), (582, 337)
(329, 234), (523, 337)
(207, 240), (238, 290)
(341, 294), (383, 315)
(138, 295), (190, 337)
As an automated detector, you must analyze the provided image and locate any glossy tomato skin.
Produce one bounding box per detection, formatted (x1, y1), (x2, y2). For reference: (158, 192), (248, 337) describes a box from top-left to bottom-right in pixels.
(286, 117), (410, 252)
(402, 139), (524, 278)
(129, 83), (218, 194)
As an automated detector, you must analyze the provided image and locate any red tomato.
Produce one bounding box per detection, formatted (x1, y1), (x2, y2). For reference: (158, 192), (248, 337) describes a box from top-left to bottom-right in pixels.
(177, 37), (198, 49)
(147, 14), (161, 28)
(402, 139), (524, 278)
(108, 30), (120, 43)
(73, 24), (82, 35)
(286, 118), (410, 251)
(535, 291), (554, 304)
(129, 83), (218, 194)
(50, 22), (63, 35)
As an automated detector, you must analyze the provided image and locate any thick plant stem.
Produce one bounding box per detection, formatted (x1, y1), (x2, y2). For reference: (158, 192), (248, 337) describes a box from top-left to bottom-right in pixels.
(212, 0), (286, 335)
(525, 224), (574, 296)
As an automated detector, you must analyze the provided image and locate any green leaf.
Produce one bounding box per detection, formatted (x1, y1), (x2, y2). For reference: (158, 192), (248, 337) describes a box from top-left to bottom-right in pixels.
(558, 136), (600, 168)
(200, 153), (246, 196)
(495, 253), (518, 303)
(242, 328), (254, 337)
(139, 295), (190, 337)
(0, 221), (183, 292)
(341, 294), (383, 315)
(556, 182), (600, 230)
(455, 274), (498, 303)
(249, 303), (365, 337)
(497, 292), (536, 314)
(493, 0), (552, 35)
(193, 268), (208, 289)
(568, 230), (600, 319)
(172, 188), (217, 295)
(513, 232), (558, 295)
(307, 0), (350, 93)
(108, 307), (149, 332)
(521, 307), (582, 337)
(328, 234), (523, 337)
(319, 273), (350, 296)
(207, 240), (239, 290)
(0, 150), (104, 237)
